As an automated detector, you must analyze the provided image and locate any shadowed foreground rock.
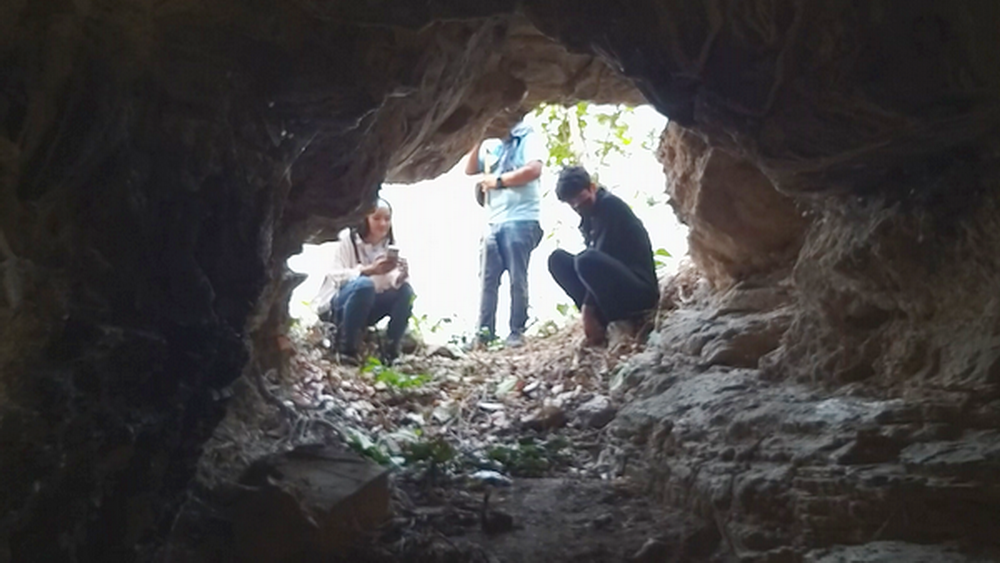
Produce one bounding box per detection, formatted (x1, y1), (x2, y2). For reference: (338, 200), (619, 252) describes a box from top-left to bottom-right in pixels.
(232, 445), (390, 562)
(612, 277), (1000, 561)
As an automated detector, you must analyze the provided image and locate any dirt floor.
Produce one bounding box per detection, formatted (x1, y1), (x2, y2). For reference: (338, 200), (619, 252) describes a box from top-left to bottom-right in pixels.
(373, 476), (722, 563)
(175, 319), (728, 562)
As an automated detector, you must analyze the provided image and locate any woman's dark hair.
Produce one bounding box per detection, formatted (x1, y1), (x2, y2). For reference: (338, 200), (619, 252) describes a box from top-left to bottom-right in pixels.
(350, 198), (395, 262)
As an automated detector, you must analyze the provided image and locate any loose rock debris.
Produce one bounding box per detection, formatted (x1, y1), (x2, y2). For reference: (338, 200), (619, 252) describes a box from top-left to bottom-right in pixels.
(181, 322), (725, 562)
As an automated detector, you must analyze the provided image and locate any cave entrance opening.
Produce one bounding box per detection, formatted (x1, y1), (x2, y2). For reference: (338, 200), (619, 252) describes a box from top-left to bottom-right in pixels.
(204, 99), (701, 560)
(202, 19), (700, 559)
(285, 103), (688, 350)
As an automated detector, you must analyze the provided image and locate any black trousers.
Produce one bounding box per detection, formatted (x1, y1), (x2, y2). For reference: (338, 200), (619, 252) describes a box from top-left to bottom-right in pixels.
(548, 249), (658, 325)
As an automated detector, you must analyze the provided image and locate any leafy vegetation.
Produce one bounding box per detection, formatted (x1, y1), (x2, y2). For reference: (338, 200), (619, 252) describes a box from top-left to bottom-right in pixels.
(346, 430), (395, 466)
(361, 356), (432, 389)
(654, 247), (672, 269)
(402, 436), (457, 466)
(409, 311), (454, 341)
(486, 436), (571, 477)
(533, 102), (635, 177)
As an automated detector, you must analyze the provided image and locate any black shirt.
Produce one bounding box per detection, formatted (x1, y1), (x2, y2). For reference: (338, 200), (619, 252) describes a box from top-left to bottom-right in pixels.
(579, 188), (658, 290)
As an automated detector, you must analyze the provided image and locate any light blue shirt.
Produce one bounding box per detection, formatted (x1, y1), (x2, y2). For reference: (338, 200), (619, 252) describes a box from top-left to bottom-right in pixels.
(477, 122), (545, 224)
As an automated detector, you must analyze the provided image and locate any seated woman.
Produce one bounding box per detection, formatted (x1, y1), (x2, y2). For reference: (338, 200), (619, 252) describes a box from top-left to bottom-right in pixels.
(312, 198), (414, 364)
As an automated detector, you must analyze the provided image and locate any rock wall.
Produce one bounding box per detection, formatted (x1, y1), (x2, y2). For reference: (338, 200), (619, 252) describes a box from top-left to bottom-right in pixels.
(771, 182), (1000, 390)
(658, 122), (809, 287)
(614, 256), (1000, 560)
(628, 4), (1000, 556)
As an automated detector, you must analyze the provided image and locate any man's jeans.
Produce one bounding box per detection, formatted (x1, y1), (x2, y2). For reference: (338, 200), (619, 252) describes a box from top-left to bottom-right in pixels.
(332, 277), (414, 356)
(478, 220), (543, 341)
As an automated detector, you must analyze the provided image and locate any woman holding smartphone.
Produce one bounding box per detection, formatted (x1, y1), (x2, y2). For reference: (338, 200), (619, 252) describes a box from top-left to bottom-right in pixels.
(312, 198), (413, 365)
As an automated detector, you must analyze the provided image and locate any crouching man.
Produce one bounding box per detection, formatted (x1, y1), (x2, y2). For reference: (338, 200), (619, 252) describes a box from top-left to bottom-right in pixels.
(548, 166), (659, 346)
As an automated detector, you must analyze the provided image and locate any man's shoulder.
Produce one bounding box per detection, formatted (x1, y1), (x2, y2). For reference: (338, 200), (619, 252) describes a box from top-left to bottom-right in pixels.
(596, 188), (628, 212)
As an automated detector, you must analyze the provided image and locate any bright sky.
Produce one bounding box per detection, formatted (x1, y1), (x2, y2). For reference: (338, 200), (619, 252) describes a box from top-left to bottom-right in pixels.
(288, 105), (689, 345)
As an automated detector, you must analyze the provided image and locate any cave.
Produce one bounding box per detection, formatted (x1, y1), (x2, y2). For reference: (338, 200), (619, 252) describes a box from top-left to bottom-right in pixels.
(3, 2), (1000, 562)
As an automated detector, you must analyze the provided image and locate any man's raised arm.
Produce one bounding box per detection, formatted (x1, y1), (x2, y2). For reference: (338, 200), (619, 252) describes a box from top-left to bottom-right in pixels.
(465, 140), (483, 175)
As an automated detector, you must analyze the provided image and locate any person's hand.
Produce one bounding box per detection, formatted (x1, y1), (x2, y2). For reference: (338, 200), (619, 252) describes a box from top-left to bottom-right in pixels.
(362, 255), (397, 276)
(481, 174), (499, 190)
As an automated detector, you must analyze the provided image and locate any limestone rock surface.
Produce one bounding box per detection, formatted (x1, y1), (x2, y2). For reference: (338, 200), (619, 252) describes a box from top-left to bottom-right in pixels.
(612, 274), (1000, 562)
(658, 123), (809, 286)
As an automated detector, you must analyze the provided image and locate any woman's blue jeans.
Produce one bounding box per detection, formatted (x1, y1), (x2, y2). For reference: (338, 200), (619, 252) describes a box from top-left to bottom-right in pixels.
(331, 277), (414, 357)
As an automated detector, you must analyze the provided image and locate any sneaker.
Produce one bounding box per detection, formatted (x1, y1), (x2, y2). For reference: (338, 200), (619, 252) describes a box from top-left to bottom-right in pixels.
(505, 333), (525, 349)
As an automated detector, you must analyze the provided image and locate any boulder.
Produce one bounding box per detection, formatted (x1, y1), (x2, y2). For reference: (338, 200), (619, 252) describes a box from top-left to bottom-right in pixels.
(659, 124), (809, 287)
(232, 445), (391, 562)
(522, 405), (568, 432)
(576, 395), (617, 429)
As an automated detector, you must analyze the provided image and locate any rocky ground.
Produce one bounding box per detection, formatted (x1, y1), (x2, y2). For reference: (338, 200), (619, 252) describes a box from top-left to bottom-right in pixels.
(165, 293), (726, 563)
(166, 269), (1000, 563)
(608, 275), (1000, 563)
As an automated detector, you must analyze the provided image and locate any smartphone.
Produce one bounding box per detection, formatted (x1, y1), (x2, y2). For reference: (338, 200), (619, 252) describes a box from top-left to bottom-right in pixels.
(386, 246), (400, 261)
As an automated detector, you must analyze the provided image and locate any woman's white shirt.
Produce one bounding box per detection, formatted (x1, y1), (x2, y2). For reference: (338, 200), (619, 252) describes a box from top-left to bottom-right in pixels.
(310, 230), (404, 314)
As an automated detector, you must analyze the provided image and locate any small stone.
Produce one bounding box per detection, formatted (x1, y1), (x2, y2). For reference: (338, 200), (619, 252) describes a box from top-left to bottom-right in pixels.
(522, 405), (568, 432)
(482, 509), (515, 535)
(432, 402), (458, 423)
(631, 538), (670, 562)
(428, 344), (459, 359)
(469, 470), (513, 487)
(495, 376), (520, 396)
(591, 513), (613, 529)
(576, 395), (618, 429)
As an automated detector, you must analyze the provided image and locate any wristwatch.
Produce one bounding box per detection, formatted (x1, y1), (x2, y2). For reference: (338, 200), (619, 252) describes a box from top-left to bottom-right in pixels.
(495, 175), (505, 189)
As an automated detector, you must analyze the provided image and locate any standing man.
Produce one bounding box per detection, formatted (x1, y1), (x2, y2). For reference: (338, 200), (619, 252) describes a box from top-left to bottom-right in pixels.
(465, 119), (546, 348)
(548, 166), (659, 347)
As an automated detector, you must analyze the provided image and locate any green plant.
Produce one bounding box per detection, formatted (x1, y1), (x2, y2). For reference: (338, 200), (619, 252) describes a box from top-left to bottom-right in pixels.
(346, 430), (394, 466)
(654, 248), (672, 268)
(403, 436), (456, 466)
(535, 319), (561, 338)
(485, 436), (570, 477)
(555, 302), (576, 318)
(533, 102), (635, 172)
(409, 311), (454, 341)
(361, 356), (432, 389)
